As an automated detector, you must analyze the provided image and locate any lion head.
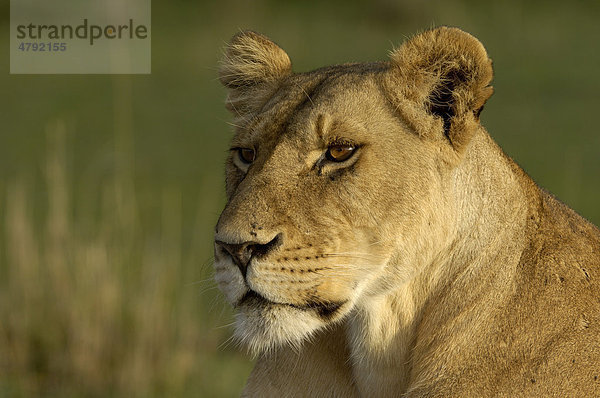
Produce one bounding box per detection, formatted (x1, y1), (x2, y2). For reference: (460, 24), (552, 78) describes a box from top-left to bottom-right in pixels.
(214, 27), (493, 354)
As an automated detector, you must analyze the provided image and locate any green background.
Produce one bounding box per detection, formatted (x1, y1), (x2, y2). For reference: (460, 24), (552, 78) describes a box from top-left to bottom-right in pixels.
(1, 1), (599, 396)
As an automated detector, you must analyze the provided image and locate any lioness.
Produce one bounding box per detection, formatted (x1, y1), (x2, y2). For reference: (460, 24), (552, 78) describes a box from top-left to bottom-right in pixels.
(213, 27), (600, 396)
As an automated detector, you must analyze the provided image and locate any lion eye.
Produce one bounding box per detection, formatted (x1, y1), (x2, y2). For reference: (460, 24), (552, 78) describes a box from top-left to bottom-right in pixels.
(238, 148), (255, 164)
(326, 145), (356, 162)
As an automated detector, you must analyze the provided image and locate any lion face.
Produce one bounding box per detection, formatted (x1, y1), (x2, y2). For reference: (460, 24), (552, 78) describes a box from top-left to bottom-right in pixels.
(214, 29), (493, 353)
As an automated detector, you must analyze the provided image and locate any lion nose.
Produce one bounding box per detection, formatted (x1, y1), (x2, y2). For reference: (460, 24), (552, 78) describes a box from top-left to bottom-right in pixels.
(216, 233), (282, 278)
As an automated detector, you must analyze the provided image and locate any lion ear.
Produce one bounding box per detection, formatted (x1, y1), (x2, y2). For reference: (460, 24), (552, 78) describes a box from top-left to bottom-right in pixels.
(219, 31), (292, 119)
(387, 27), (493, 152)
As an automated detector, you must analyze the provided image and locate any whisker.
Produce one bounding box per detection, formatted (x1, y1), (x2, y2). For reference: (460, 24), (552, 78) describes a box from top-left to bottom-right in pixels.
(199, 256), (216, 272)
(214, 320), (237, 330)
(228, 99), (243, 118)
(217, 334), (237, 351)
(366, 240), (384, 247)
(198, 285), (220, 296)
(322, 252), (386, 261)
(294, 82), (315, 106)
(207, 294), (226, 316)
(226, 121), (244, 129)
(186, 276), (216, 287)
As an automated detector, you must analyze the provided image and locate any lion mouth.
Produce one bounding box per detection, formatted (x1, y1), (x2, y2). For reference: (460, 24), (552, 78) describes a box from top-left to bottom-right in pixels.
(237, 289), (345, 319)
(236, 289), (270, 307)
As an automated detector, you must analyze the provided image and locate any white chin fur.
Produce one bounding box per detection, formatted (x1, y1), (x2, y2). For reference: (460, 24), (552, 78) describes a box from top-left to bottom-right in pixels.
(233, 304), (324, 356)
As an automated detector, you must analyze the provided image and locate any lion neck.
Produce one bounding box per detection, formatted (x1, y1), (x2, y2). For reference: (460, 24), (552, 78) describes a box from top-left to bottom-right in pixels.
(346, 127), (538, 395)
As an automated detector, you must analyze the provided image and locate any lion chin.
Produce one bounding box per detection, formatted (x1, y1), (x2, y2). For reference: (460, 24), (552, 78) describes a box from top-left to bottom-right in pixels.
(232, 293), (326, 355)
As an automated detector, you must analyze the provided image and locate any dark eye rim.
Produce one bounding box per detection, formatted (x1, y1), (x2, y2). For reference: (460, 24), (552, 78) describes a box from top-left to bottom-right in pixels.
(232, 147), (256, 164)
(325, 144), (358, 163)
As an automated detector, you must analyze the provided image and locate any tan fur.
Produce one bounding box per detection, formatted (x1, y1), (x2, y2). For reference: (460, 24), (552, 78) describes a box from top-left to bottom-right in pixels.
(214, 27), (600, 396)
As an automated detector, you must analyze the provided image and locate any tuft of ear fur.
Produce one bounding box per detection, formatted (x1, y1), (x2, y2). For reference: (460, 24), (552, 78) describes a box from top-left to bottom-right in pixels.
(219, 31), (292, 120)
(385, 27), (494, 153)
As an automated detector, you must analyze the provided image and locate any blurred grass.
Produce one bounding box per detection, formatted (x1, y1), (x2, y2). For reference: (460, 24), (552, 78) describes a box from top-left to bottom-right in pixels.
(0, 120), (251, 397)
(0, 0), (599, 396)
